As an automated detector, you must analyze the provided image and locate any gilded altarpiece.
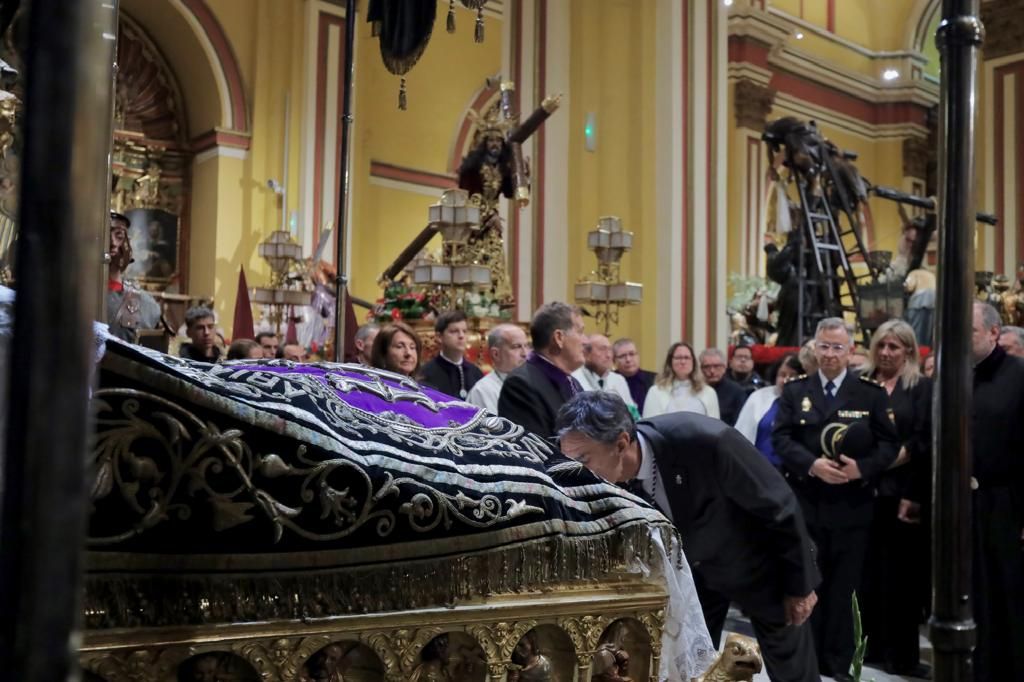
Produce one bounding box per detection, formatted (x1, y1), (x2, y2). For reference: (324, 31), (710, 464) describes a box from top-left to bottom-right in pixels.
(109, 16), (190, 291)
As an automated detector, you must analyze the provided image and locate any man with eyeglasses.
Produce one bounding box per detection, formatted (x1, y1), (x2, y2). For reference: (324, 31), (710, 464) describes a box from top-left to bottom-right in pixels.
(612, 338), (657, 412)
(772, 317), (898, 682)
(699, 347), (747, 426)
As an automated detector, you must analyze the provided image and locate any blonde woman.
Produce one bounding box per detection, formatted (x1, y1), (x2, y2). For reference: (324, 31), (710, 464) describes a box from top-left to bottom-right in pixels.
(642, 342), (720, 419)
(858, 318), (932, 678)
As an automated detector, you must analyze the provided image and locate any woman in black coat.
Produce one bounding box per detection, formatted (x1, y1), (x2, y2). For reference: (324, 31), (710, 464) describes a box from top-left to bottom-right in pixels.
(858, 319), (932, 678)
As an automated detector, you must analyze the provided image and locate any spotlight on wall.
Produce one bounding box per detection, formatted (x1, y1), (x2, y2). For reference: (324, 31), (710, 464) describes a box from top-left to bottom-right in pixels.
(882, 69), (900, 81)
(723, 0), (733, 6)
(794, 31), (804, 40)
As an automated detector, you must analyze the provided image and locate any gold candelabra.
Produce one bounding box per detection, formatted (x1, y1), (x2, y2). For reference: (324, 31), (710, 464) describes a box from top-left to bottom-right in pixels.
(574, 217), (643, 335)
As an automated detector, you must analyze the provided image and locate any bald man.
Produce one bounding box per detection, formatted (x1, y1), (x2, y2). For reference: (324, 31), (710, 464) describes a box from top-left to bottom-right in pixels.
(466, 324), (529, 413)
(572, 333), (637, 412)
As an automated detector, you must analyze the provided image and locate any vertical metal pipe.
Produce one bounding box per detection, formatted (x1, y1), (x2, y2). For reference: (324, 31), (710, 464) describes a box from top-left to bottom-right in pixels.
(0, 0), (116, 679)
(333, 0), (357, 361)
(930, 2), (983, 681)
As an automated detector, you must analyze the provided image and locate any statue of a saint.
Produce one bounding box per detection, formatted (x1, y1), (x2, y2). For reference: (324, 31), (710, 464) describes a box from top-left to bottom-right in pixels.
(508, 630), (553, 681)
(410, 634), (454, 682)
(106, 211), (162, 343)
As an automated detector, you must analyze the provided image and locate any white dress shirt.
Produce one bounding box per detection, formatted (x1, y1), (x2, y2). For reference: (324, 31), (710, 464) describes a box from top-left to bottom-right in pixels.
(466, 370), (506, 413)
(571, 366), (637, 407)
(635, 431), (674, 522)
(818, 368), (848, 397)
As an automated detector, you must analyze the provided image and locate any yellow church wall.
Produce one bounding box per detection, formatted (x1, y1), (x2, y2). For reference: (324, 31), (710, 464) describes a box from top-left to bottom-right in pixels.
(348, 3), (504, 313)
(184, 0), (308, 335)
(567, 0), (659, 362)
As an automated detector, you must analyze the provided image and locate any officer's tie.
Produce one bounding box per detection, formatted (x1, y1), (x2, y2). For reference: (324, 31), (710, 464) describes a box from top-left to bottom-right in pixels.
(598, 377), (605, 389)
(824, 379), (836, 409)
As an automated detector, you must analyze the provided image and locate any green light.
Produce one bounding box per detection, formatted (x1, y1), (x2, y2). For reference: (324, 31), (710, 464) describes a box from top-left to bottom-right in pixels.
(585, 125), (593, 136)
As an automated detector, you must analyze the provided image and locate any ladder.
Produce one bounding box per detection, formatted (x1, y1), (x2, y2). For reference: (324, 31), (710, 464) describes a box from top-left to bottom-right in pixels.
(792, 147), (879, 344)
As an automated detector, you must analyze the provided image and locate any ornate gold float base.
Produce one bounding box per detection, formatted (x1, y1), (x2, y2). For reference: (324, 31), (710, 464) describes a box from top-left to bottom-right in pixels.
(81, 579), (668, 682)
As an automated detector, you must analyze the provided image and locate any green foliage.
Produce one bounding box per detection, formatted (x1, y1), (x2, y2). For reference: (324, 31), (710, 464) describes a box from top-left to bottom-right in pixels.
(727, 273), (779, 313)
(851, 591), (868, 682)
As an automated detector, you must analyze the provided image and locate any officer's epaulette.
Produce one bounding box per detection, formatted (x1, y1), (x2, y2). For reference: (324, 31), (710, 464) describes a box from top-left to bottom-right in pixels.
(859, 374), (885, 388)
(784, 373), (808, 383)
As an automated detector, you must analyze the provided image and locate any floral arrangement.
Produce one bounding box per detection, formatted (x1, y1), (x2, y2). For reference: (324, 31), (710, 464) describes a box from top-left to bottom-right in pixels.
(372, 281), (432, 323)
(464, 291), (511, 320)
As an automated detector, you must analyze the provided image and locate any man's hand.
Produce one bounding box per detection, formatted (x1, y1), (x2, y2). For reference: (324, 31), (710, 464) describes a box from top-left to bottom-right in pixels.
(784, 591), (818, 626)
(888, 445), (910, 469)
(838, 454), (862, 480)
(810, 457), (849, 484)
(897, 498), (921, 524)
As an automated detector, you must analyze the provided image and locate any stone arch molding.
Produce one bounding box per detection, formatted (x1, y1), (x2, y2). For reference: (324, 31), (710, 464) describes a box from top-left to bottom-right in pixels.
(907, 0), (941, 53)
(120, 0), (250, 150)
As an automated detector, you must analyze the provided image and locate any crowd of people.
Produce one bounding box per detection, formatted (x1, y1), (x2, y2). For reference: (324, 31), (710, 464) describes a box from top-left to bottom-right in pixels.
(170, 298), (1023, 682)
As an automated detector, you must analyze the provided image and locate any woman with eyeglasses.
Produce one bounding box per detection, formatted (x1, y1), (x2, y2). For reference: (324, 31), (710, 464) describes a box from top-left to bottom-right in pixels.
(857, 319), (932, 678)
(734, 353), (803, 467)
(642, 341), (720, 419)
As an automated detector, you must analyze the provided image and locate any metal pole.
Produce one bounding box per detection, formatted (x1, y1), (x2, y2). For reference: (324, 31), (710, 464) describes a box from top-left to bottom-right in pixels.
(930, 2), (983, 681)
(0, 0), (115, 679)
(333, 0), (357, 362)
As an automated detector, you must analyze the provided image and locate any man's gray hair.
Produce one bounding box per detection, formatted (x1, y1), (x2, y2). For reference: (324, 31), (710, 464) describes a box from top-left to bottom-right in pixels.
(815, 317), (854, 342)
(975, 301), (1001, 331)
(699, 347), (725, 363)
(185, 305), (215, 328)
(486, 323), (519, 349)
(555, 391), (636, 444)
(530, 301), (579, 351)
(1001, 325), (1024, 346)
(612, 338), (635, 354)
(355, 322), (379, 343)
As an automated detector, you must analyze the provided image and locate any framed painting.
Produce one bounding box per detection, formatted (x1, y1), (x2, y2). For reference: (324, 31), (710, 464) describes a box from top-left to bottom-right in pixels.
(123, 207), (179, 285)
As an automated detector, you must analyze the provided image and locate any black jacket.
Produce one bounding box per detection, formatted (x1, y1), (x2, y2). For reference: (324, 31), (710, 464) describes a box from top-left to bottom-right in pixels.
(712, 377), (748, 426)
(772, 371), (899, 528)
(973, 345), (1024, 513)
(419, 355), (484, 399)
(638, 415), (820, 604)
(497, 362), (568, 440)
(179, 343), (222, 362)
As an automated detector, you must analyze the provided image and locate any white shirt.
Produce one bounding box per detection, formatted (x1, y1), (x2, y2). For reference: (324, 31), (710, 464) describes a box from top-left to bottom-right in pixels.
(818, 368), (848, 397)
(635, 432), (674, 522)
(734, 385), (781, 444)
(571, 366), (637, 408)
(466, 370), (506, 413)
(641, 380), (720, 420)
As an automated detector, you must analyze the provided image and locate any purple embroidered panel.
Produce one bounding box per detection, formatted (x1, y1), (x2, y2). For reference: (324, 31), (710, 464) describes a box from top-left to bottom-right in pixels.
(226, 362), (478, 429)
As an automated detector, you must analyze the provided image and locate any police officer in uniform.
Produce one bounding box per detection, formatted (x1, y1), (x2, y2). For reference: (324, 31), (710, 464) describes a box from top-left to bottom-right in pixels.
(772, 317), (898, 682)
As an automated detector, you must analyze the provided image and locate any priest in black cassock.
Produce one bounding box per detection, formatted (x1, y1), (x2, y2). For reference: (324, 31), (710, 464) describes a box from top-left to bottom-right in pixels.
(419, 310), (483, 400)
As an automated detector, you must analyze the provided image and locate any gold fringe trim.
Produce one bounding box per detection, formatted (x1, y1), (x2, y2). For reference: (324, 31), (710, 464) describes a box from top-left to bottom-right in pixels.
(84, 522), (679, 629)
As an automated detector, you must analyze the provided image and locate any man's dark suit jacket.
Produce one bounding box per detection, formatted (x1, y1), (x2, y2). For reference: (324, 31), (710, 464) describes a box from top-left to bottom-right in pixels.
(498, 362), (567, 440)
(637, 414), (820, 606)
(712, 377), (748, 426)
(772, 372), (899, 529)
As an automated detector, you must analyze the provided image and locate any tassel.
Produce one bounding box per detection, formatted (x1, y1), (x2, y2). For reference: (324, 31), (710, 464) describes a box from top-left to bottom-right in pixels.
(398, 77), (407, 111)
(447, 0), (456, 32)
(475, 8), (484, 42)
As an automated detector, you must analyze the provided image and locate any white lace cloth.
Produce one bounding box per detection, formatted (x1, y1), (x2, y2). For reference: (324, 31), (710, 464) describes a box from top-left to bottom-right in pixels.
(629, 528), (716, 680)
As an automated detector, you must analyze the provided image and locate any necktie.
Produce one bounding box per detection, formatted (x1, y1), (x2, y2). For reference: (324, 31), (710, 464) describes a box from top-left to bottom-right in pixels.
(598, 378), (605, 389)
(824, 380), (836, 409)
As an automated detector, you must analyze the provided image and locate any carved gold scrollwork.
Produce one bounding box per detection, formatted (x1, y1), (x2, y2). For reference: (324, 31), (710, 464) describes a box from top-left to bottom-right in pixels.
(393, 627), (445, 674)
(637, 609), (664, 656)
(231, 635), (332, 682)
(80, 648), (184, 682)
(361, 630), (405, 680)
(467, 619), (538, 679)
